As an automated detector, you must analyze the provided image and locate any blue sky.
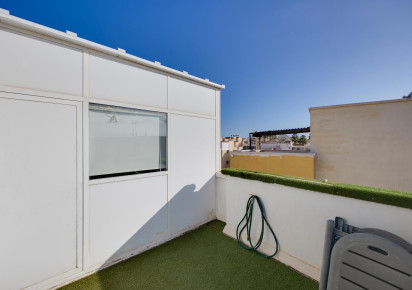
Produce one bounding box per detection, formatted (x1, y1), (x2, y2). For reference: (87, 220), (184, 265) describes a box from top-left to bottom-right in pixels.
(1, 0), (411, 137)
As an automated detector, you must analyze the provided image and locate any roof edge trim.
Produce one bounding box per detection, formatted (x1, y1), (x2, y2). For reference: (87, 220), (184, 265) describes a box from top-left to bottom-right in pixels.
(309, 98), (412, 111)
(0, 12), (225, 90)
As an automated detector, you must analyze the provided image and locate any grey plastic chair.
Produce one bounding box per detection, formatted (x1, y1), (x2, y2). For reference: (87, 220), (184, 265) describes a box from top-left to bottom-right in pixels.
(319, 217), (412, 290)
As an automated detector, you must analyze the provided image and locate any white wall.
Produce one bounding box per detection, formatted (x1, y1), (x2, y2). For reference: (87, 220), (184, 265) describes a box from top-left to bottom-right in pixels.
(168, 114), (216, 233)
(89, 54), (167, 108)
(216, 174), (412, 281)
(0, 23), (221, 290)
(261, 143), (291, 150)
(89, 176), (168, 267)
(216, 174), (227, 221)
(0, 94), (82, 289)
(0, 27), (83, 96)
(168, 77), (216, 116)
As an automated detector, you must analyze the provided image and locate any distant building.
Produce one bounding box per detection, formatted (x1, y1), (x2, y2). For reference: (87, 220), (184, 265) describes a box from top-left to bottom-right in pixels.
(221, 135), (247, 168)
(224, 97), (412, 192)
(310, 98), (412, 192)
(221, 135), (247, 151)
(259, 134), (311, 152)
(261, 134), (292, 151)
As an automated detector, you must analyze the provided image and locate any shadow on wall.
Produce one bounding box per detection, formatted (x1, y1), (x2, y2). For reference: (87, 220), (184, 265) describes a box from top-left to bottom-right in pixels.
(91, 176), (215, 289)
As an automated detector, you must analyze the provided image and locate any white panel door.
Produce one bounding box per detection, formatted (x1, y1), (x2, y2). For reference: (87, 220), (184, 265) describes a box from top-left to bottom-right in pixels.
(168, 114), (216, 233)
(0, 93), (82, 289)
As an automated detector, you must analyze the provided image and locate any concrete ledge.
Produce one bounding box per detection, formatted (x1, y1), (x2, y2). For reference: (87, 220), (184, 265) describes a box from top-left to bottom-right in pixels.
(221, 168), (412, 209)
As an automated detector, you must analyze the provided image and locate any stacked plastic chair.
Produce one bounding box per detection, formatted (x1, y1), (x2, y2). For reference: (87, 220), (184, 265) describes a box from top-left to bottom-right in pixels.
(319, 217), (412, 290)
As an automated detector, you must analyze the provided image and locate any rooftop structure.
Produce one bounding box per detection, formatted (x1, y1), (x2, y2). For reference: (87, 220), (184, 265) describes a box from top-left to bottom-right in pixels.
(0, 10), (223, 289)
(251, 127), (310, 138)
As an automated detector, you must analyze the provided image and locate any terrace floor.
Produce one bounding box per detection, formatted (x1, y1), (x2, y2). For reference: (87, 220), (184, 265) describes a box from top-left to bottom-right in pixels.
(61, 220), (318, 290)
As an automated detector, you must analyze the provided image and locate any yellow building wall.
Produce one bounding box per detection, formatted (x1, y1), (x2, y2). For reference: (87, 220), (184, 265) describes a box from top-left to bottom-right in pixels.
(230, 154), (315, 179)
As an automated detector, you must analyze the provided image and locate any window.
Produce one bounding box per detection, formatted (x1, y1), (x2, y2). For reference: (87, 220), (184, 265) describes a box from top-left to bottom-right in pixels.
(89, 103), (167, 179)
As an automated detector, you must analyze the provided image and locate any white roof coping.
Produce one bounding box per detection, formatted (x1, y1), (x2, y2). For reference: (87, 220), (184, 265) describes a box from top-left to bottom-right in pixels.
(309, 98), (412, 111)
(0, 8), (9, 15)
(0, 10), (225, 90)
(65, 30), (77, 37)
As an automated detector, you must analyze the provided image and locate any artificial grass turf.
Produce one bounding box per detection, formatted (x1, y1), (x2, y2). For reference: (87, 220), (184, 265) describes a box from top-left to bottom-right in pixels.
(221, 168), (412, 210)
(61, 220), (317, 290)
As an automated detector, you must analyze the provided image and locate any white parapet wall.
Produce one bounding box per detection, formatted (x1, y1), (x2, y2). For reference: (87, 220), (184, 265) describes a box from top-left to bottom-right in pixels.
(216, 173), (412, 281)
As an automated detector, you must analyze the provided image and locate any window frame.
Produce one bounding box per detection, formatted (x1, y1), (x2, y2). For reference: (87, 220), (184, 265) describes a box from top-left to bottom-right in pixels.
(88, 103), (168, 180)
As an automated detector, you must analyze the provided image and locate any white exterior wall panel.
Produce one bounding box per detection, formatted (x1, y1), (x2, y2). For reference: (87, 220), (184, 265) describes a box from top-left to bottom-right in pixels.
(89, 176), (168, 267)
(168, 77), (216, 116)
(0, 28), (83, 96)
(0, 94), (81, 289)
(89, 54), (168, 108)
(168, 114), (216, 233)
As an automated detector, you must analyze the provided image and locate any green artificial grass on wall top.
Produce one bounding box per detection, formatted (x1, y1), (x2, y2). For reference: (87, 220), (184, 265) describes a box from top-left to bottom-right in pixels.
(61, 220), (317, 290)
(221, 168), (412, 210)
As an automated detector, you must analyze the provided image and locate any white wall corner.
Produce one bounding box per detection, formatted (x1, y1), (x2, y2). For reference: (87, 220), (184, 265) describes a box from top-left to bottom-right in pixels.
(0, 8), (10, 15)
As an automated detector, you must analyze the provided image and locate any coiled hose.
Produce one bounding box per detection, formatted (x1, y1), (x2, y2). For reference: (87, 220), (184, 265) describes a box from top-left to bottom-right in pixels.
(236, 195), (279, 258)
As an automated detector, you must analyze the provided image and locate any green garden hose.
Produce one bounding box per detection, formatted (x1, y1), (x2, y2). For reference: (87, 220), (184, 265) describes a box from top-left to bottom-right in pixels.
(236, 195), (279, 258)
